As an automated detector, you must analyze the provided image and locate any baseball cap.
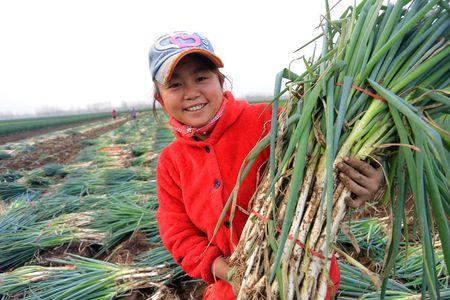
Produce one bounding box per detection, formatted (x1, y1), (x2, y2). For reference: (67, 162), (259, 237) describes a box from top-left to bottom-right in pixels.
(149, 31), (224, 84)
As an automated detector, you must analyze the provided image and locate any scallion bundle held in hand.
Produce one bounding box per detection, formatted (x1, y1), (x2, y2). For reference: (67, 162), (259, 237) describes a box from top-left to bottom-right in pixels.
(227, 0), (450, 299)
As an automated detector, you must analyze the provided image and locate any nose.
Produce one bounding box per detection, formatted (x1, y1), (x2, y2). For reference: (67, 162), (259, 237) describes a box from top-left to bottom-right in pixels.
(183, 82), (200, 100)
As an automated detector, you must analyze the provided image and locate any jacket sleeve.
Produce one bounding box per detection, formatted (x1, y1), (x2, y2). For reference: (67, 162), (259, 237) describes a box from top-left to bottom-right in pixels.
(156, 152), (222, 284)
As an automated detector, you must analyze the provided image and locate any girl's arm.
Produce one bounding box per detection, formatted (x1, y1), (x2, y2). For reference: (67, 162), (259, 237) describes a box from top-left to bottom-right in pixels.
(156, 154), (222, 284)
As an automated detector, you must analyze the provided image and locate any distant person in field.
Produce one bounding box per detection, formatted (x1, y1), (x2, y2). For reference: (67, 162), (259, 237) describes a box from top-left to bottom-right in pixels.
(112, 109), (117, 119)
(150, 31), (384, 300)
(131, 107), (137, 119)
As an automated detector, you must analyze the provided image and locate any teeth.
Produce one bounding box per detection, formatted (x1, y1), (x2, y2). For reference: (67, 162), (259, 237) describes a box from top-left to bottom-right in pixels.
(185, 104), (205, 111)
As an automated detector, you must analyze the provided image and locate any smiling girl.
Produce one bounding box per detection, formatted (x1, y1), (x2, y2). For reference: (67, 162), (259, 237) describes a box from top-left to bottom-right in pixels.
(149, 31), (383, 299)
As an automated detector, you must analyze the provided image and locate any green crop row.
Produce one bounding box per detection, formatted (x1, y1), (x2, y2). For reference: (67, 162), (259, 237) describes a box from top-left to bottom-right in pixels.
(0, 112), (113, 136)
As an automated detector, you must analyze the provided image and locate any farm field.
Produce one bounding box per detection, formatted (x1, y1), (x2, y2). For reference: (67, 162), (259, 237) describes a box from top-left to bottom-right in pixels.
(0, 112), (207, 299)
(0, 112), (115, 144)
(0, 117), (128, 172)
(0, 111), (448, 299)
(0, 117), (125, 153)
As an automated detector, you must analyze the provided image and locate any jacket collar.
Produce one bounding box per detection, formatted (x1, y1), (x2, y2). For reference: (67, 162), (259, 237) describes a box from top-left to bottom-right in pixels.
(170, 91), (246, 146)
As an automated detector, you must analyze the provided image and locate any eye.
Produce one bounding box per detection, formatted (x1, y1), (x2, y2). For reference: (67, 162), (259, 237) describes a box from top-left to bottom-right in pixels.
(197, 76), (209, 82)
(167, 82), (181, 89)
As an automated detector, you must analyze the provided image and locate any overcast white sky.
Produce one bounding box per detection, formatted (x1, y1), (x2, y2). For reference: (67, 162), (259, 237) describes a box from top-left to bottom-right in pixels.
(0, 0), (353, 116)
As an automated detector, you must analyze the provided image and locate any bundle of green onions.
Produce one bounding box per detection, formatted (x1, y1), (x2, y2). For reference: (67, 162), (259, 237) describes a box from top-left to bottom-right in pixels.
(337, 260), (413, 299)
(0, 196), (159, 270)
(338, 259), (450, 299)
(394, 242), (448, 289)
(134, 246), (186, 283)
(0, 195), (106, 236)
(0, 212), (106, 270)
(0, 171), (22, 183)
(92, 196), (160, 253)
(0, 254), (174, 300)
(0, 182), (30, 201)
(42, 163), (68, 177)
(0, 151), (12, 160)
(130, 145), (148, 157)
(58, 178), (95, 196)
(0, 179), (44, 203)
(101, 168), (151, 184)
(224, 0), (449, 299)
(337, 218), (388, 263)
(57, 168), (154, 196)
(0, 166), (72, 203)
(336, 218), (448, 294)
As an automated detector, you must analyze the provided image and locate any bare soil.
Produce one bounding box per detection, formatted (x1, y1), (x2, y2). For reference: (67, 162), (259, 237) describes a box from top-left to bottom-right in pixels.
(175, 281), (207, 300)
(118, 281), (207, 300)
(104, 231), (154, 265)
(33, 241), (96, 267)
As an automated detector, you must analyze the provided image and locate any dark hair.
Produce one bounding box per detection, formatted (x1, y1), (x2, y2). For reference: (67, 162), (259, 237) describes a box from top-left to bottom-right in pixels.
(151, 53), (231, 122)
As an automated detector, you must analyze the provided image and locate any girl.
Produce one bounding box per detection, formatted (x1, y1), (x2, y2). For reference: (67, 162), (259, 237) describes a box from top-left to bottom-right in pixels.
(150, 31), (383, 299)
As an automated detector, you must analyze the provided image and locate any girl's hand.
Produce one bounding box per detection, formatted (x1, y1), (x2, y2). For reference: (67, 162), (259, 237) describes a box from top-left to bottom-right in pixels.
(337, 157), (384, 208)
(212, 256), (241, 295)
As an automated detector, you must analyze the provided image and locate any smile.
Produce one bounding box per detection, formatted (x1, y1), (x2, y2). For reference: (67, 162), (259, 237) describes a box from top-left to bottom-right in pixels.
(184, 103), (207, 112)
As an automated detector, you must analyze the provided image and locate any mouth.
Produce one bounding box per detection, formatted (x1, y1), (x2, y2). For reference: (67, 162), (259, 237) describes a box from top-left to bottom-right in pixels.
(184, 103), (207, 112)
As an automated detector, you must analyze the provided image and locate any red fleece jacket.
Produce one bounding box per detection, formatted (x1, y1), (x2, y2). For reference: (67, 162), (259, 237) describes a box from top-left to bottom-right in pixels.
(156, 92), (339, 300)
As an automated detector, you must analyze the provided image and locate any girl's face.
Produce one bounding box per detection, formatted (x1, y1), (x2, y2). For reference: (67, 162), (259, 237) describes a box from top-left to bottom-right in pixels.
(157, 55), (223, 128)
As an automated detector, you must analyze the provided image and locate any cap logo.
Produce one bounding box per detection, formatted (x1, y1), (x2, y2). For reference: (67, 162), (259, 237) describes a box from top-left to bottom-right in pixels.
(170, 34), (201, 48)
(154, 32), (202, 51)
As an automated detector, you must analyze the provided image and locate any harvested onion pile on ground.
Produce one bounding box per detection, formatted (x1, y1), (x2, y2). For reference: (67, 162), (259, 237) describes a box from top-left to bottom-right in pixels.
(223, 0), (449, 299)
(0, 248), (184, 300)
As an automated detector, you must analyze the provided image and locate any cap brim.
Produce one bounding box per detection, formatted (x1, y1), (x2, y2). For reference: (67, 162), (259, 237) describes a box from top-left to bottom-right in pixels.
(155, 48), (224, 84)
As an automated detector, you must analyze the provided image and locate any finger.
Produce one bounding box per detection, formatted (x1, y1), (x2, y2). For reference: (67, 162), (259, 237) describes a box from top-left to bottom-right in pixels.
(344, 157), (378, 177)
(378, 167), (386, 185)
(361, 165), (385, 193)
(370, 166), (385, 188)
(337, 162), (369, 186)
(339, 173), (368, 196)
(345, 196), (365, 208)
(368, 154), (383, 167)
